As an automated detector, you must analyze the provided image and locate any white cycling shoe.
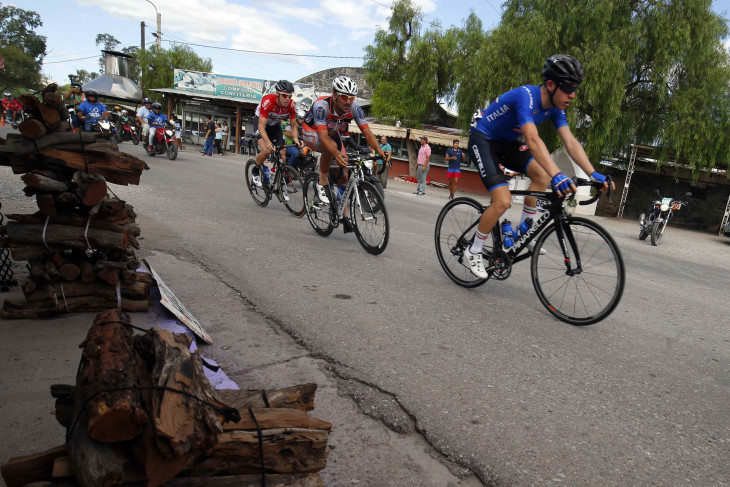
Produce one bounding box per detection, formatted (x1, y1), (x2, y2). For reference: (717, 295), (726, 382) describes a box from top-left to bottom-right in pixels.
(527, 240), (547, 255)
(465, 247), (489, 279)
(316, 183), (330, 204)
(251, 173), (263, 188)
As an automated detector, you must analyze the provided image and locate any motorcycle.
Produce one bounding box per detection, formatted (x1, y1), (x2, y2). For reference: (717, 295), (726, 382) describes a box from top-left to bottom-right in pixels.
(88, 116), (118, 143)
(144, 123), (178, 160)
(119, 120), (140, 145)
(639, 189), (692, 246)
(9, 107), (25, 129)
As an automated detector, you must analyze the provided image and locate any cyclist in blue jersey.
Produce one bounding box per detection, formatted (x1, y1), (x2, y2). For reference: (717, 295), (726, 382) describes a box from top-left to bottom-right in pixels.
(464, 54), (614, 279)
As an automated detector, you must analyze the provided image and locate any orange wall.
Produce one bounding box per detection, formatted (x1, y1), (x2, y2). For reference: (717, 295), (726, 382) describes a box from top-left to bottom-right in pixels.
(390, 159), (488, 195)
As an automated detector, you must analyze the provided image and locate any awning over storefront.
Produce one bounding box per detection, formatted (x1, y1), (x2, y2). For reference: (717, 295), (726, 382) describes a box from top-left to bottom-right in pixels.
(348, 122), (467, 147)
(149, 88), (257, 108)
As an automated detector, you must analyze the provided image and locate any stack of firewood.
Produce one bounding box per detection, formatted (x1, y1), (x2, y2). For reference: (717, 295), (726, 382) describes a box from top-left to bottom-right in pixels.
(0, 310), (332, 487)
(0, 93), (150, 318)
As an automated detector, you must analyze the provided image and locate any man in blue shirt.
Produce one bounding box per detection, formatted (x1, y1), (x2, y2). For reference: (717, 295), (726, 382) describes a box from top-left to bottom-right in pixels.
(463, 54), (613, 279)
(76, 89), (109, 132)
(147, 102), (168, 151)
(444, 139), (464, 199)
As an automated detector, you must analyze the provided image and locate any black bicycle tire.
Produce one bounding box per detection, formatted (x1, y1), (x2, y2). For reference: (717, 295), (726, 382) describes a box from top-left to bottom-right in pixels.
(530, 216), (625, 326)
(434, 197), (490, 288)
(650, 221), (663, 246)
(245, 159), (270, 207)
(350, 180), (389, 255)
(280, 166), (306, 217)
(303, 172), (334, 236)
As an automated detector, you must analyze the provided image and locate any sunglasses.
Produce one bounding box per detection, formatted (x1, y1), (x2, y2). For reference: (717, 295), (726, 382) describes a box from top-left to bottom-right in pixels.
(559, 83), (580, 94)
(278, 92), (292, 98)
(337, 93), (355, 101)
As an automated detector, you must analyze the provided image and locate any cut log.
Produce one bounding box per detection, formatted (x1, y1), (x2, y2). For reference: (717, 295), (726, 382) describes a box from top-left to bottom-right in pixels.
(24, 280), (151, 303)
(76, 309), (147, 443)
(217, 384), (318, 412)
(35, 149), (146, 186)
(223, 408), (331, 433)
(44, 260), (61, 281)
(165, 473), (324, 486)
(59, 263), (81, 281)
(37, 103), (61, 132)
(185, 428), (329, 476)
(66, 416), (126, 487)
(72, 171), (108, 207)
(1, 296), (150, 318)
(18, 119), (47, 139)
(0, 131), (112, 156)
(7, 211), (133, 234)
(3, 221), (135, 252)
(0, 444), (67, 487)
(50, 384), (76, 428)
(96, 267), (118, 286)
(80, 259), (96, 283)
(21, 173), (69, 193)
(36, 194), (57, 217)
(55, 192), (81, 208)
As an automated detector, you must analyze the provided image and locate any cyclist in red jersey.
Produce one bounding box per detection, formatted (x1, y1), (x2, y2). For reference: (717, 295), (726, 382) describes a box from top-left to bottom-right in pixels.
(301, 75), (385, 205)
(251, 80), (302, 187)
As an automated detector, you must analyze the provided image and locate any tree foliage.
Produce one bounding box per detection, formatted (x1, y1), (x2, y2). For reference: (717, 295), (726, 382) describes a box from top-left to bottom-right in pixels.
(95, 33), (121, 74)
(364, 0), (730, 171)
(0, 3), (46, 91)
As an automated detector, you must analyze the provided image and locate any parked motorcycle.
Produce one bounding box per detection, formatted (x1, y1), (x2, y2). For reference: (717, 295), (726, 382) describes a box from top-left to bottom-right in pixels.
(144, 123), (178, 160)
(10, 107), (25, 129)
(119, 120), (140, 145)
(639, 189), (692, 246)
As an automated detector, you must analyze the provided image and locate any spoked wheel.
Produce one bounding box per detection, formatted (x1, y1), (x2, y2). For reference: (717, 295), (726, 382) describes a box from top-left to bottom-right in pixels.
(638, 214), (649, 240)
(434, 197), (489, 288)
(530, 216), (625, 326)
(245, 159), (270, 207)
(350, 181), (389, 255)
(132, 134), (139, 145)
(303, 173), (334, 236)
(650, 221), (664, 246)
(279, 166), (305, 217)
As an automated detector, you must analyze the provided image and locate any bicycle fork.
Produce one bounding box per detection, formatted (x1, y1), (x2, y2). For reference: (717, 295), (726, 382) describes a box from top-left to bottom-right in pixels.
(554, 216), (582, 276)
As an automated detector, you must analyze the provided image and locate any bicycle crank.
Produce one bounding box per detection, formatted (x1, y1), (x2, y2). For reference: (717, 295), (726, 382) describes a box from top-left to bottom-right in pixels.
(487, 249), (512, 280)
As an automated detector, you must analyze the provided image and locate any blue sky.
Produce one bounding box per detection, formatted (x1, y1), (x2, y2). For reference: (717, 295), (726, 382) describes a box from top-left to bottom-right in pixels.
(23, 0), (730, 85)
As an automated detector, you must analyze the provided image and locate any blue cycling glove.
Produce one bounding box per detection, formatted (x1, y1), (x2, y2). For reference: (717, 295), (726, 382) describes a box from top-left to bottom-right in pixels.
(551, 172), (574, 194)
(590, 171), (607, 184)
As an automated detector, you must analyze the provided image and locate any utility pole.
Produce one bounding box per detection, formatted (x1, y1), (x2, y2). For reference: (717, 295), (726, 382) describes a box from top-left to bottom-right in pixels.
(146, 0), (161, 48)
(140, 21), (146, 96)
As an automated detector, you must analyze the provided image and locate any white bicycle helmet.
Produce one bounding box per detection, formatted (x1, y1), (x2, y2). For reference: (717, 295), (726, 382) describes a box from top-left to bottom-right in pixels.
(332, 75), (358, 96)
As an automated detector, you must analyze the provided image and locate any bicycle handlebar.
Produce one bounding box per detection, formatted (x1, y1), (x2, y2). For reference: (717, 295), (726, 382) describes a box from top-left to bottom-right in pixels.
(573, 176), (614, 206)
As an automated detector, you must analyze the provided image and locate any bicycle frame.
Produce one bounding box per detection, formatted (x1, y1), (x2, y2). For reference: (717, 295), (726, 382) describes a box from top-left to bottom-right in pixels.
(333, 163), (367, 221)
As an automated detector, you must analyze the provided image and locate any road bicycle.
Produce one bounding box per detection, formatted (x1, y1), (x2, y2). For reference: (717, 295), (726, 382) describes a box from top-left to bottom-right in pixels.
(245, 144), (305, 217)
(434, 178), (625, 325)
(302, 153), (389, 255)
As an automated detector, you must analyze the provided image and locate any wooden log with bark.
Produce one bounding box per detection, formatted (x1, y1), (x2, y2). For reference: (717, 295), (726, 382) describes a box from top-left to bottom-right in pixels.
(216, 384), (318, 412)
(18, 119), (47, 139)
(6, 211), (139, 235)
(21, 173), (70, 193)
(3, 221), (136, 252)
(0, 445), (68, 487)
(1, 296), (150, 319)
(24, 280), (151, 303)
(72, 171), (108, 207)
(76, 309), (148, 442)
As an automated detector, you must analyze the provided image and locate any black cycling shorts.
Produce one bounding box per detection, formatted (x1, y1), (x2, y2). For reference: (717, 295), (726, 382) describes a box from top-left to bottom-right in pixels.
(253, 117), (284, 146)
(468, 131), (534, 191)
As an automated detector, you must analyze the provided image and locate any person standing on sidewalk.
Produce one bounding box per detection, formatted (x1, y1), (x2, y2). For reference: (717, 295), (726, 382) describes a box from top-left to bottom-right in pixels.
(444, 139), (464, 199)
(203, 115), (215, 157)
(214, 121), (223, 156)
(376, 135), (392, 188)
(221, 121), (229, 152)
(414, 136), (431, 195)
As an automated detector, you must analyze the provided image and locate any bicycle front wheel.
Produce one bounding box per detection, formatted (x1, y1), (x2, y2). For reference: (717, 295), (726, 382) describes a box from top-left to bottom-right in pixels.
(350, 181), (389, 255)
(245, 159), (269, 207)
(434, 197), (489, 288)
(303, 173), (334, 236)
(530, 217), (625, 326)
(279, 166), (305, 217)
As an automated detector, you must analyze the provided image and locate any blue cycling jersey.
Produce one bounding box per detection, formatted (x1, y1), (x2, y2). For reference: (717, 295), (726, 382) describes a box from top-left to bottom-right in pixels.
(470, 85), (567, 142)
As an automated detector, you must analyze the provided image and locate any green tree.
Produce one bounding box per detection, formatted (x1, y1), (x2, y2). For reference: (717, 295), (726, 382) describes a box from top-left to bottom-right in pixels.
(0, 3), (46, 91)
(70, 68), (98, 84)
(457, 0), (730, 172)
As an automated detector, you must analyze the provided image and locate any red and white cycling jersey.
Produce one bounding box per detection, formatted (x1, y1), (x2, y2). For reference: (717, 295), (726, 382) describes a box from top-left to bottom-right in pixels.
(303, 96), (369, 137)
(254, 94), (297, 126)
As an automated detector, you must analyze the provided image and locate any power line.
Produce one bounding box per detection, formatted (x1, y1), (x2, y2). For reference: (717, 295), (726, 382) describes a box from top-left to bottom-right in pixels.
(43, 55), (98, 64)
(160, 38), (362, 59)
(484, 0), (502, 16)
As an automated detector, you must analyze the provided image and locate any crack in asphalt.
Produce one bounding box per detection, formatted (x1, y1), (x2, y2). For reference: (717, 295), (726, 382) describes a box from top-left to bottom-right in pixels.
(175, 248), (494, 486)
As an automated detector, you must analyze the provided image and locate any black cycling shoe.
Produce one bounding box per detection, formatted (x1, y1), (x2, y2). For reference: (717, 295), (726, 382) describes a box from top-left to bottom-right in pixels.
(341, 218), (354, 234)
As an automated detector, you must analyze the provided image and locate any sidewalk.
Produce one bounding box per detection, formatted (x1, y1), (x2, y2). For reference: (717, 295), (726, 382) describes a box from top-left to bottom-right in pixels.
(0, 248), (480, 486)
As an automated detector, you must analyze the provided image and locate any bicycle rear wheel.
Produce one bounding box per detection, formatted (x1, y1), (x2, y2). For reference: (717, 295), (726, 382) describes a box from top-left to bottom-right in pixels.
(350, 181), (389, 255)
(245, 159), (269, 207)
(530, 216), (625, 325)
(303, 173), (334, 236)
(434, 197), (490, 288)
(279, 166), (305, 217)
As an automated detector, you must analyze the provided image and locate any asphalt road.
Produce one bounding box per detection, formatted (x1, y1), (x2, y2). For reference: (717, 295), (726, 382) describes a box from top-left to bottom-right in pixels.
(7, 136), (729, 486)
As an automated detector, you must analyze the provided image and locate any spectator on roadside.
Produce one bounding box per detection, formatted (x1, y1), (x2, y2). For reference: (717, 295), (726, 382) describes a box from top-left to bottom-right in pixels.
(444, 139), (465, 200)
(203, 114), (215, 156)
(214, 121), (223, 156)
(172, 116), (183, 151)
(64, 83), (85, 129)
(221, 121), (229, 152)
(248, 135), (256, 155)
(376, 135), (392, 188)
(412, 135), (431, 195)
